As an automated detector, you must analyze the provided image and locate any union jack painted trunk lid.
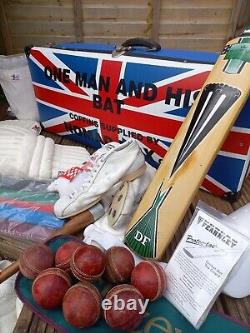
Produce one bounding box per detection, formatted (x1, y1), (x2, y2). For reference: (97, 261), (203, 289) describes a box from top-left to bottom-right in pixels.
(26, 43), (250, 198)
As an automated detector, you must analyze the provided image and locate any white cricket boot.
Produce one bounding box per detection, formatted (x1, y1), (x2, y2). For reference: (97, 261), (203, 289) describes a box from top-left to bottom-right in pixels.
(53, 139), (146, 218)
(83, 164), (155, 241)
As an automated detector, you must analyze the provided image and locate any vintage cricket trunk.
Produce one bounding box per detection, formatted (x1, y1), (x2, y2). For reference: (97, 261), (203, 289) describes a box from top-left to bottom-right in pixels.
(26, 42), (250, 199)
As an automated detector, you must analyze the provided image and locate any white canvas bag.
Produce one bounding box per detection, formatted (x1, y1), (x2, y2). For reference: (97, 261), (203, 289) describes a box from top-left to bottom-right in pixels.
(0, 260), (18, 333)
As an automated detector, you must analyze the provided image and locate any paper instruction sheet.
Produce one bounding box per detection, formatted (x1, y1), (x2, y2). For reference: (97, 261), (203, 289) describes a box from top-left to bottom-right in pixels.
(164, 209), (249, 329)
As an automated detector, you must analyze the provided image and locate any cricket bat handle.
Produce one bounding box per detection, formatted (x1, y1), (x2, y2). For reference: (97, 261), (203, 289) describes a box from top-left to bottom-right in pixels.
(0, 262), (19, 284)
(0, 203), (104, 284)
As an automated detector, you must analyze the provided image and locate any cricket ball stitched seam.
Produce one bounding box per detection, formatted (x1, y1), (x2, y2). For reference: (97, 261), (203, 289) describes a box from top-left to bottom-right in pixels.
(56, 255), (70, 268)
(109, 248), (123, 282)
(149, 262), (162, 301)
(69, 260), (91, 281)
(71, 257), (105, 279)
(71, 247), (105, 279)
(105, 260), (118, 282)
(55, 242), (83, 268)
(70, 266), (89, 281)
(56, 251), (78, 268)
(20, 256), (40, 276)
(160, 264), (167, 292)
(20, 248), (52, 275)
(56, 262), (69, 270)
(81, 283), (101, 323)
(106, 285), (143, 301)
(33, 269), (71, 287)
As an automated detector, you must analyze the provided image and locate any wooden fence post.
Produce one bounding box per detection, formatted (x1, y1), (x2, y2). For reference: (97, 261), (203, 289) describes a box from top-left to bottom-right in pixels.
(151, 0), (161, 42)
(235, 0), (250, 36)
(0, 1), (13, 54)
(227, 0), (244, 40)
(73, 0), (83, 42)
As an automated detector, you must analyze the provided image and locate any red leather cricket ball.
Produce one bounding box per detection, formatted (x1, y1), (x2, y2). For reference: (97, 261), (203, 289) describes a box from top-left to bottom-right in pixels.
(105, 246), (135, 283)
(55, 239), (83, 272)
(104, 284), (145, 331)
(32, 268), (71, 309)
(131, 261), (167, 301)
(70, 244), (106, 281)
(63, 281), (102, 328)
(19, 244), (54, 279)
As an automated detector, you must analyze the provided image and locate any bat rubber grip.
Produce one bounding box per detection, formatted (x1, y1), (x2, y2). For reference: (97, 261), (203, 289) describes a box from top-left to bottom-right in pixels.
(0, 261), (19, 284)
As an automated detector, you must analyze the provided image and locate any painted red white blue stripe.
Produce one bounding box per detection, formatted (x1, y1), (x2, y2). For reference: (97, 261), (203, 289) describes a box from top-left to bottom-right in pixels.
(27, 45), (250, 197)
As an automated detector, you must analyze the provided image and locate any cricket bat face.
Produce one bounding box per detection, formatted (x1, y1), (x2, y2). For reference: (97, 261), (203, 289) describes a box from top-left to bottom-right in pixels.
(125, 34), (250, 260)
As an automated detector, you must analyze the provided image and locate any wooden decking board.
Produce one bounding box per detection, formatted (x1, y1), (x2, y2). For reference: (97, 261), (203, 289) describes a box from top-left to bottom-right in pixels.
(13, 306), (33, 333)
(232, 177), (250, 207)
(234, 298), (250, 323)
(221, 294), (249, 323)
(0, 107), (249, 330)
(28, 313), (41, 333)
(243, 298), (250, 319)
(213, 297), (226, 315)
(33, 315), (47, 333)
(196, 190), (234, 214)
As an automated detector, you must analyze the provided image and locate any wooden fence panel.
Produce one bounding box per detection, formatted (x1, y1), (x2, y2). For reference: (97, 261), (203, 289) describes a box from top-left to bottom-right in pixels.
(235, 0), (250, 35)
(3, 0), (75, 53)
(80, 0), (149, 43)
(0, 0), (250, 55)
(0, 33), (4, 54)
(159, 0), (236, 51)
